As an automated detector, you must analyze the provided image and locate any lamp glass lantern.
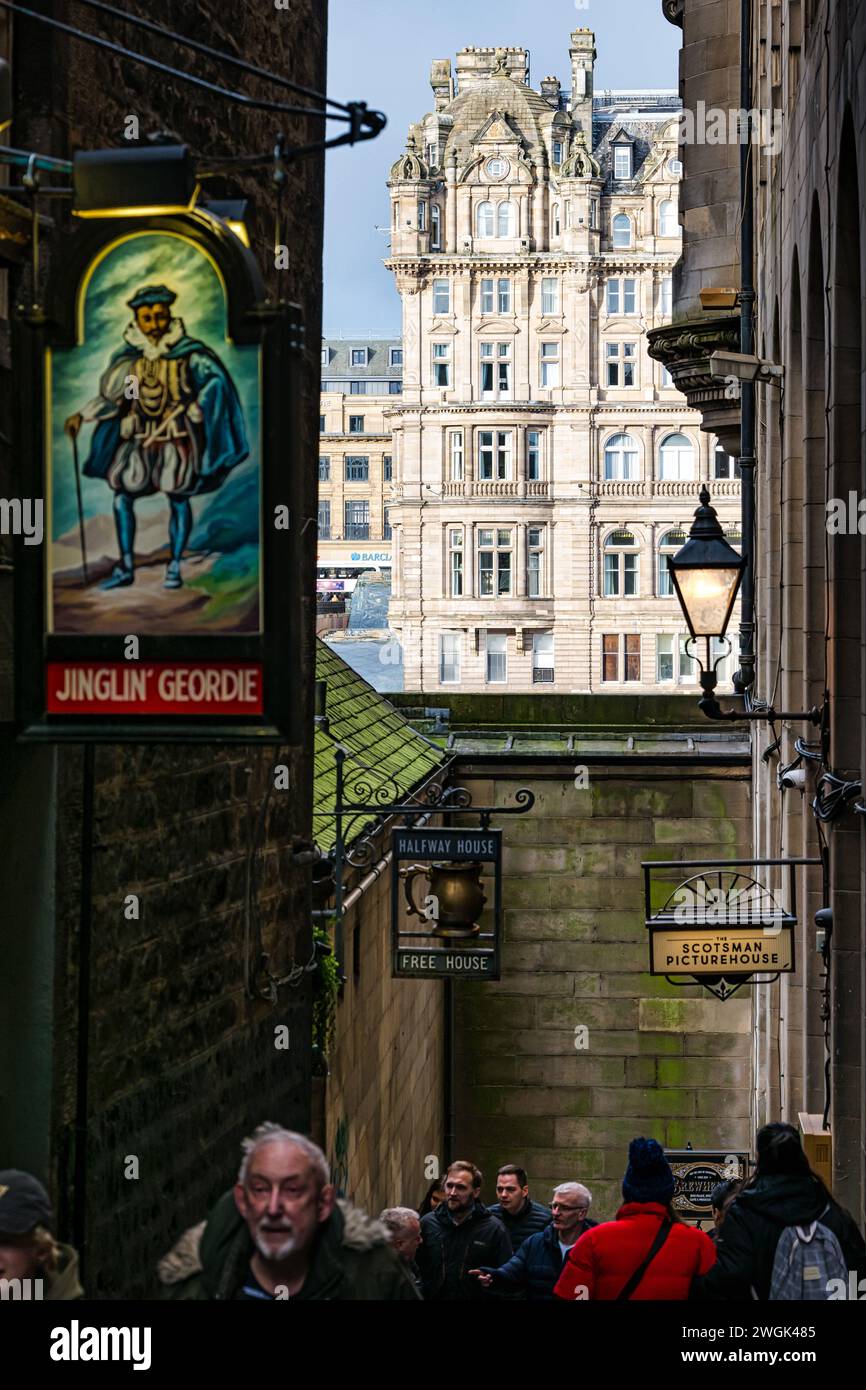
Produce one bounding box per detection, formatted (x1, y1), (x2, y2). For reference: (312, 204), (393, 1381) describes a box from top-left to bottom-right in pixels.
(669, 487), (746, 642)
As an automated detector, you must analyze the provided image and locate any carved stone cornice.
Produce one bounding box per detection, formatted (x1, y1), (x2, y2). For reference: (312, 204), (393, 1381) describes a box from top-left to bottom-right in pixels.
(647, 313), (742, 452)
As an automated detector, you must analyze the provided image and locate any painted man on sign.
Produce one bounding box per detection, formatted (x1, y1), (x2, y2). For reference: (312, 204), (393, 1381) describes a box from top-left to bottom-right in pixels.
(64, 283), (248, 591)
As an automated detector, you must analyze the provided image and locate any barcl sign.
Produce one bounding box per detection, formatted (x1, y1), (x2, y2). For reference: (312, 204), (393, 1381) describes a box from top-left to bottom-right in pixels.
(14, 206), (303, 741)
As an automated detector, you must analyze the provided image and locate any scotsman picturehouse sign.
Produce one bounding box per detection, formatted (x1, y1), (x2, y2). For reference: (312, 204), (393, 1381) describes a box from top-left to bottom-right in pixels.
(14, 180), (303, 741)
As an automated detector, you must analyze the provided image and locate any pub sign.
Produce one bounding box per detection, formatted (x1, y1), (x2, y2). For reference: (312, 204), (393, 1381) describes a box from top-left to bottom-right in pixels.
(392, 826), (502, 979)
(665, 1150), (750, 1222)
(642, 859), (814, 1000)
(14, 203), (303, 741)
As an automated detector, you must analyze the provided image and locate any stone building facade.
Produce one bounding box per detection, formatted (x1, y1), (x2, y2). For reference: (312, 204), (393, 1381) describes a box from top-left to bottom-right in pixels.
(383, 30), (741, 694)
(659, 0), (866, 1224)
(0, 1), (325, 1296)
(317, 338), (400, 586)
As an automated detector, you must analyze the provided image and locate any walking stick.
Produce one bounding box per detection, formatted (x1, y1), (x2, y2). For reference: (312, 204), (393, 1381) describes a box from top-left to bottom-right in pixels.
(71, 431), (90, 586)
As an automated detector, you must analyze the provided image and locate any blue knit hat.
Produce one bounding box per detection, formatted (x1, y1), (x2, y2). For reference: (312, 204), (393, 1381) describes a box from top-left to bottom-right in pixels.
(622, 1137), (675, 1204)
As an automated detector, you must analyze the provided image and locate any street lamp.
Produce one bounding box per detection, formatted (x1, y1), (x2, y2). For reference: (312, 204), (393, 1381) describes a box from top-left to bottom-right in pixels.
(670, 487), (824, 727)
(669, 487), (745, 715)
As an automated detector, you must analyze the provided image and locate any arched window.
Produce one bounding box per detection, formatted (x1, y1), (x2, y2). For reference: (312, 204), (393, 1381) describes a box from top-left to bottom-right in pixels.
(604, 529), (639, 597)
(613, 214), (632, 248)
(658, 432), (695, 480)
(658, 200), (677, 237)
(551, 203), (561, 237)
(657, 527), (688, 596)
(430, 204), (441, 249)
(476, 201), (494, 237)
(604, 433), (639, 481)
(497, 202), (516, 237)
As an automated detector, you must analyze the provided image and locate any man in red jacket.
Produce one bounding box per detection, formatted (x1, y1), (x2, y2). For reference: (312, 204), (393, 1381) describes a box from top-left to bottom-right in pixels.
(554, 1138), (716, 1300)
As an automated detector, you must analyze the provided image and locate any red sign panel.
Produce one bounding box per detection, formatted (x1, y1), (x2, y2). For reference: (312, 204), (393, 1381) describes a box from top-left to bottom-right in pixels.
(46, 662), (263, 716)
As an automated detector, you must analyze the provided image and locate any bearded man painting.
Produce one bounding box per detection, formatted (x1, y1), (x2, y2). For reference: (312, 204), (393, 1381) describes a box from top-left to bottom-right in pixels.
(64, 283), (248, 591)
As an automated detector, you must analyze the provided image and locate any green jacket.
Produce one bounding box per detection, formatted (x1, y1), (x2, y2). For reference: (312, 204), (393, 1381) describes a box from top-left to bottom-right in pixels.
(157, 1192), (420, 1301)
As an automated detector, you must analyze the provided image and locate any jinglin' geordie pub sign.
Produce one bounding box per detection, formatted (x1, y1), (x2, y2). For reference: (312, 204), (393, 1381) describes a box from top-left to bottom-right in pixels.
(14, 204), (303, 741)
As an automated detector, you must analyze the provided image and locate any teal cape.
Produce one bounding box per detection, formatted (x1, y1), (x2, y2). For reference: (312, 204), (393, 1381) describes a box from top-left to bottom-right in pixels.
(82, 335), (248, 495)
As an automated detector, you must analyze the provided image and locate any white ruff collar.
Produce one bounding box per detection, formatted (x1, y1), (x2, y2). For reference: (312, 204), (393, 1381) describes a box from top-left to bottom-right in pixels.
(124, 316), (185, 361)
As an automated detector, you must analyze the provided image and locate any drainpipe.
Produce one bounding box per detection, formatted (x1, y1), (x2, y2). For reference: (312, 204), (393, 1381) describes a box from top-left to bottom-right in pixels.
(72, 744), (95, 1276)
(443, 979), (455, 1168)
(735, 0), (756, 694)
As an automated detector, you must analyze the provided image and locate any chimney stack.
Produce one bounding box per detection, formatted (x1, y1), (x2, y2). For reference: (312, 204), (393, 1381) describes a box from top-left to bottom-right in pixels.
(569, 28), (596, 133)
(540, 75), (562, 108)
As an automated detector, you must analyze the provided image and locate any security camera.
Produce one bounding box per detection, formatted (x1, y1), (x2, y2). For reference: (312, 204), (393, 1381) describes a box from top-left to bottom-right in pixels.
(709, 350), (784, 384)
(778, 767), (807, 792)
(815, 906), (832, 956)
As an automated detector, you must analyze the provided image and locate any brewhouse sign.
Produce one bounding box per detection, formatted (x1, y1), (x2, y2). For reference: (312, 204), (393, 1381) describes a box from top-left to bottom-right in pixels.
(14, 204), (302, 741)
(392, 827), (502, 979)
(642, 858), (817, 1000)
(665, 1150), (750, 1221)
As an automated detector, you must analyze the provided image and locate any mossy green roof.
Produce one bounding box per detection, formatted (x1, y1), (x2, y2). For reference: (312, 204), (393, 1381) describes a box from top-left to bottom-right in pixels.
(314, 641), (446, 854)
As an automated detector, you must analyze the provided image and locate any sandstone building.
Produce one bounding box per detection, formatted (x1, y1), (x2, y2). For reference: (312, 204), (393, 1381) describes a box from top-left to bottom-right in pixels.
(657, 0), (866, 1224)
(381, 30), (741, 693)
(317, 337), (400, 598)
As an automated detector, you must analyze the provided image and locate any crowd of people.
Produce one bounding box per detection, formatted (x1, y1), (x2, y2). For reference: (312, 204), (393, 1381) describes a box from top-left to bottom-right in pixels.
(3, 1120), (864, 1301)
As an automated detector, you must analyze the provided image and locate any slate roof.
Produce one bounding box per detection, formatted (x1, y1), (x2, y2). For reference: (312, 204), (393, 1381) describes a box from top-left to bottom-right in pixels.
(321, 338), (402, 381)
(313, 640), (446, 854)
(443, 74), (557, 164)
(592, 113), (679, 191)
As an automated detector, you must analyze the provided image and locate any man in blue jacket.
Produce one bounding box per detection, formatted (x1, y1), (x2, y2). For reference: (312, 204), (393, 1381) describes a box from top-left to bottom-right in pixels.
(488, 1165), (552, 1251)
(471, 1182), (597, 1300)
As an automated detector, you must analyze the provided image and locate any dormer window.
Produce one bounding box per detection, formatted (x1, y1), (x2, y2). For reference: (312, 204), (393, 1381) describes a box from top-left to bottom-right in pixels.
(613, 144), (632, 180)
(351, 348), (369, 367)
(552, 139), (563, 166)
(321, 346), (329, 366)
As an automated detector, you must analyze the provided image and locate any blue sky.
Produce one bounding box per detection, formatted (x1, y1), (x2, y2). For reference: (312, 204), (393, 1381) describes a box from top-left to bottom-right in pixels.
(323, 0), (681, 336)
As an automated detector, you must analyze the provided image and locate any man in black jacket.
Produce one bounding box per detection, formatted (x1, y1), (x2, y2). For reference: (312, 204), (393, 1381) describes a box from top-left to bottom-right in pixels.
(488, 1165), (552, 1251)
(693, 1123), (866, 1299)
(416, 1160), (511, 1300)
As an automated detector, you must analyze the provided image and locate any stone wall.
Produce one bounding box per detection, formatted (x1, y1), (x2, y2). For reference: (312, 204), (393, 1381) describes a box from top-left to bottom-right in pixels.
(747, 0), (866, 1223)
(673, 0), (742, 317)
(452, 759), (753, 1219)
(320, 855), (445, 1220)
